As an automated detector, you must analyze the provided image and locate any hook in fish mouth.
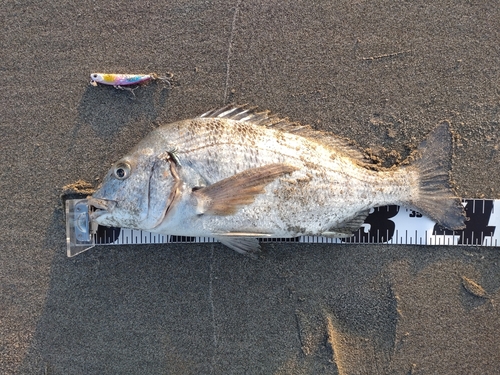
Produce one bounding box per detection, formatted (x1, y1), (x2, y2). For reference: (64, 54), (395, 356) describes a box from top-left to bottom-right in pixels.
(87, 197), (117, 220)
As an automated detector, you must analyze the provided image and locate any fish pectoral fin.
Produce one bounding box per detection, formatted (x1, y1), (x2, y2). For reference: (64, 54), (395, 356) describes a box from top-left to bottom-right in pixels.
(192, 163), (297, 216)
(323, 210), (370, 237)
(213, 235), (261, 256)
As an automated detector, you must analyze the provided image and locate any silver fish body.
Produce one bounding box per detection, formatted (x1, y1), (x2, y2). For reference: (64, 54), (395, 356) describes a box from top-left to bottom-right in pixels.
(89, 105), (466, 254)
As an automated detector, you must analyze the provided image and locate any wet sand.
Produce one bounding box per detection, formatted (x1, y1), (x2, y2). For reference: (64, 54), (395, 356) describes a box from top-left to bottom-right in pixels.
(1, 1), (500, 374)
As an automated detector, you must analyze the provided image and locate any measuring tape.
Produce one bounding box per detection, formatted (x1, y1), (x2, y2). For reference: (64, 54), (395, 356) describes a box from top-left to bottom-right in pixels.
(65, 198), (500, 257)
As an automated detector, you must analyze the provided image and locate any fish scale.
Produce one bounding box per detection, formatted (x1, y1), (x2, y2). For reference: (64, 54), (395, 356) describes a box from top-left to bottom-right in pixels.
(174, 121), (408, 228)
(150, 119), (409, 235)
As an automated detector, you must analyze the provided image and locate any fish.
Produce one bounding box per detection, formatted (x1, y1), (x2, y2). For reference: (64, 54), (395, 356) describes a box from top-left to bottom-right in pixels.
(88, 104), (466, 254)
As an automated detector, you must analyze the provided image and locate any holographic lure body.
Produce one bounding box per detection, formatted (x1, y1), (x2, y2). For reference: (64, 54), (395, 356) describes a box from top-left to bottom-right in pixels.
(90, 73), (171, 86)
(90, 72), (172, 97)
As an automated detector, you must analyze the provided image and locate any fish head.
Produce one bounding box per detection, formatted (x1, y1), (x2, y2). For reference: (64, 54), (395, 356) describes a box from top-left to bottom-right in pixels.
(88, 149), (180, 230)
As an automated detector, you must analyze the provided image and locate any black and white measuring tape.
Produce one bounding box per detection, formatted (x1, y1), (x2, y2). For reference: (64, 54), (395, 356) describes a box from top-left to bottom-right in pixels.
(66, 199), (499, 257)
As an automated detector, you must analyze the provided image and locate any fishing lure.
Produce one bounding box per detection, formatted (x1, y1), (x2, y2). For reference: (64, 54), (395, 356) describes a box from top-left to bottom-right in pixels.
(90, 72), (172, 96)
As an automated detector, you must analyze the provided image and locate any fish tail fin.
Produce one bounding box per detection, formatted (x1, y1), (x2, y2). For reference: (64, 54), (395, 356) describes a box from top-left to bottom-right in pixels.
(405, 121), (466, 230)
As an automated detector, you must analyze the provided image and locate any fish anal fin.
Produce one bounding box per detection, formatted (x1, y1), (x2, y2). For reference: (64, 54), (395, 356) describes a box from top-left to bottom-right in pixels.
(323, 210), (370, 237)
(193, 163), (297, 216)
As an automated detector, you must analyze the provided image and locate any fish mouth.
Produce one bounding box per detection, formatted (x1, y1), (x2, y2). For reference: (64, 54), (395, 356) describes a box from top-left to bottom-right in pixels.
(87, 197), (117, 221)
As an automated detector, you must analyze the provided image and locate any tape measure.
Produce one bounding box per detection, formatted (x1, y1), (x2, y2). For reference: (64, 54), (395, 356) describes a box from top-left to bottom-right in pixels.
(65, 198), (500, 257)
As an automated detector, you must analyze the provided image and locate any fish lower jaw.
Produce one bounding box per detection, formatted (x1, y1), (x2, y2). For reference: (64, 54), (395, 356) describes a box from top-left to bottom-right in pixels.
(89, 209), (107, 222)
(87, 197), (118, 223)
(88, 197), (117, 211)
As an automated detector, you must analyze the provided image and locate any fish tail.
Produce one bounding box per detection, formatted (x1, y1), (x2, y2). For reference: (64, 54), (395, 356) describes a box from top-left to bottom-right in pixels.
(405, 121), (466, 230)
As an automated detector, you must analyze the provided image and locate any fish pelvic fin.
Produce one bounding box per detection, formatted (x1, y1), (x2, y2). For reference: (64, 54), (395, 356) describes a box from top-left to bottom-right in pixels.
(192, 163), (298, 216)
(406, 120), (466, 230)
(213, 236), (261, 257)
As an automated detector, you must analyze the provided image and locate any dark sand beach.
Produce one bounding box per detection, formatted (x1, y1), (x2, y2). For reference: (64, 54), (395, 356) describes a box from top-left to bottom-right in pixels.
(1, 1), (500, 374)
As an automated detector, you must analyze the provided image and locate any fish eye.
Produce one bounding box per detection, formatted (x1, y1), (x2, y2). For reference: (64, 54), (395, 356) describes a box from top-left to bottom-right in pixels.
(113, 162), (131, 180)
(92, 73), (98, 78)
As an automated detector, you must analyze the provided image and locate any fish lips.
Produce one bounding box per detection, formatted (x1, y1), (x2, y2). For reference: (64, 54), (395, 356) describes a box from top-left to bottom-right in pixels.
(87, 197), (117, 221)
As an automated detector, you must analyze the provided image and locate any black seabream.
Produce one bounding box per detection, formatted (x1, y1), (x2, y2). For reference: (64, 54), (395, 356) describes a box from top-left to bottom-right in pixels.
(88, 105), (466, 254)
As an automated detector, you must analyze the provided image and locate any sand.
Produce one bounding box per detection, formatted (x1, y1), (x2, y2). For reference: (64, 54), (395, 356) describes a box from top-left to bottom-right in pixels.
(1, 0), (500, 374)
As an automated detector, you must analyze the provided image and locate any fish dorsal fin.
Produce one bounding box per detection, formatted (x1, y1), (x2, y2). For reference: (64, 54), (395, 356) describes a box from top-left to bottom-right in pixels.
(200, 104), (373, 164)
(192, 163), (298, 216)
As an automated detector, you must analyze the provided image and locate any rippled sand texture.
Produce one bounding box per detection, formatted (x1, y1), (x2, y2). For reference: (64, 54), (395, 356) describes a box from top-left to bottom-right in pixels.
(1, 1), (500, 374)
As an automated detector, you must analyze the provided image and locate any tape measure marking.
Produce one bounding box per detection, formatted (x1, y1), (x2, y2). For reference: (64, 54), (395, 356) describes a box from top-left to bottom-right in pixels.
(65, 199), (499, 257)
